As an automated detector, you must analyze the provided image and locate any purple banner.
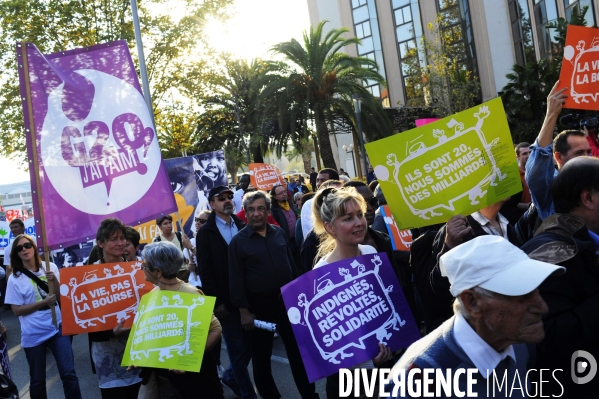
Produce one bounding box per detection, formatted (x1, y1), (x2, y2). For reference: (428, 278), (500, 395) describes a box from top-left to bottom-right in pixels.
(16, 41), (176, 250)
(281, 252), (420, 382)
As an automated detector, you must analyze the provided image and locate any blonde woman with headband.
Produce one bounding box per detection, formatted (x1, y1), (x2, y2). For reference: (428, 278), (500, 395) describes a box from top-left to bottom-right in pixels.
(312, 186), (392, 399)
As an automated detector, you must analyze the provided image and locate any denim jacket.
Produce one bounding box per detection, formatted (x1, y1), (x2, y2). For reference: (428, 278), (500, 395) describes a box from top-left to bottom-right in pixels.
(525, 138), (558, 220)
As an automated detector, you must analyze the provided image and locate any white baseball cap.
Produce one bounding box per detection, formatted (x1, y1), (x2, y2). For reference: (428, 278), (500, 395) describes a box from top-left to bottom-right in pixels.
(439, 235), (566, 297)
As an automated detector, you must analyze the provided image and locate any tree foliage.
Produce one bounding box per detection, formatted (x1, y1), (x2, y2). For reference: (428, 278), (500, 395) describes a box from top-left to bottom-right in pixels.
(404, 16), (481, 117)
(264, 21), (393, 169)
(0, 0), (232, 162)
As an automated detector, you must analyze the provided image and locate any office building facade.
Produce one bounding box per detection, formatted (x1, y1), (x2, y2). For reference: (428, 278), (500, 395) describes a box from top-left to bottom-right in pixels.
(307, 0), (599, 107)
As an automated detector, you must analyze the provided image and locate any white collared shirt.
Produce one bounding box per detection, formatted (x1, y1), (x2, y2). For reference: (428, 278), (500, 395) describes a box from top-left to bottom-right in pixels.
(453, 313), (516, 378)
(470, 211), (510, 240)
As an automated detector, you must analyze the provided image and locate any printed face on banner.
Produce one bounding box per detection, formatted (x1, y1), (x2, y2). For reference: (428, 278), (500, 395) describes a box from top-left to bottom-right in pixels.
(249, 163), (286, 191)
(133, 151), (227, 243)
(59, 261), (153, 335)
(41, 70), (160, 214)
(366, 98), (521, 230)
(559, 25), (599, 110)
(281, 252), (420, 382)
(122, 290), (216, 372)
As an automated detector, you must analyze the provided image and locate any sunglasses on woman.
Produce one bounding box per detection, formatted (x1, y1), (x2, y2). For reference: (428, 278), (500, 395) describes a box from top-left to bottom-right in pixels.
(195, 217), (208, 224)
(16, 242), (34, 252)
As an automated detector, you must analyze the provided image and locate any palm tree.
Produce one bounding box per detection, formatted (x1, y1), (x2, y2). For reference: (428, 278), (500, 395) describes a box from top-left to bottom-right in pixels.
(264, 21), (392, 169)
(198, 56), (275, 163)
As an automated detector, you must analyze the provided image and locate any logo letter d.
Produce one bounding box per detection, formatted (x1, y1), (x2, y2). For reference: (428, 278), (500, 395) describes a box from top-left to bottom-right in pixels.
(571, 350), (597, 384)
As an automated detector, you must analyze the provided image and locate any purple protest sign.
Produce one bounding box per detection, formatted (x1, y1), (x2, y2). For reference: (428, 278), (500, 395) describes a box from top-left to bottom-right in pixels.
(281, 252), (420, 382)
(16, 41), (176, 250)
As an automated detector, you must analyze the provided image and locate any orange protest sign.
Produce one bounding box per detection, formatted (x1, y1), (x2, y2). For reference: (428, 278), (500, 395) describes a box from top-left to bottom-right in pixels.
(249, 163), (286, 191)
(559, 25), (599, 110)
(380, 205), (413, 251)
(59, 261), (154, 335)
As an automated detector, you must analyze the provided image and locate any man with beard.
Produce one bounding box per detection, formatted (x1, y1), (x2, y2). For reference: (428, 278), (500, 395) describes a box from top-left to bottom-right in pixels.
(197, 186), (252, 398)
(229, 191), (319, 399)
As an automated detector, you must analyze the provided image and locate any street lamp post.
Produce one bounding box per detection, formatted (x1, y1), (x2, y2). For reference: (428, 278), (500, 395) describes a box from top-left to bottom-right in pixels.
(352, 94), (369, 178)
(342, 144), (357, 177)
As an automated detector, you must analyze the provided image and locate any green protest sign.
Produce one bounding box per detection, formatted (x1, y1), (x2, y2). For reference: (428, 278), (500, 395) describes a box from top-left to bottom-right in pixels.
(366, 98), (521, 230)
(121, 290), (215, 372)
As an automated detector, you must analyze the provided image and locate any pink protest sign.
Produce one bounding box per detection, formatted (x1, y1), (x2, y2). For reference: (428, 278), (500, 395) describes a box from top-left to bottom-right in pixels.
(16, 41), (176, 249)
(415, 118), (440, 127)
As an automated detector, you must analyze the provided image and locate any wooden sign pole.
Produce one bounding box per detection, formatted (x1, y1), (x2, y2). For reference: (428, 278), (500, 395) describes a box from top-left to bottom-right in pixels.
(18, 42), (57, 328)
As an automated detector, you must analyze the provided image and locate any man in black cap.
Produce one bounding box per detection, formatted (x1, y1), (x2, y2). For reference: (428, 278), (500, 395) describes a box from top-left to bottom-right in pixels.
(197, 185), (254, 398)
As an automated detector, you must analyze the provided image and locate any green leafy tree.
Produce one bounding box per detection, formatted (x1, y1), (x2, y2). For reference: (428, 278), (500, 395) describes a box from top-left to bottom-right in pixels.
(404, 16), (481, 117)
(0, 0), (232, 161)
(186, 56), (281, 164)
(264, 21), (393, 169)
(283, 134), (314, 174)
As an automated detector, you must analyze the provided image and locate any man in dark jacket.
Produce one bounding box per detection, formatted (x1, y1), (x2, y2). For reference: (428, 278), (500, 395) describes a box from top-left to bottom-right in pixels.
(197, 185), (254, 398)
(229, 191), (318, 399)
(521, 156), (599, 397)
(423, 199), (517, 331)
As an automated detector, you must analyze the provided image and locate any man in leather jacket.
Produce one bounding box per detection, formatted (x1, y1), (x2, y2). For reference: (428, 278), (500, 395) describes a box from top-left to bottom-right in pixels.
(521, 156), (599, 397)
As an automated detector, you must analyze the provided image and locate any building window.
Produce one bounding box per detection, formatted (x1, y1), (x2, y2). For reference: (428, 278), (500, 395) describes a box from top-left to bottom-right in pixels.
(533, 0), (560, 59)
(392, 0), (425, 105)
(351, 0), (388, 103)
(564, 0), (596, 26)
(436, 0), (479, 77)
(509, 0), (536, 65)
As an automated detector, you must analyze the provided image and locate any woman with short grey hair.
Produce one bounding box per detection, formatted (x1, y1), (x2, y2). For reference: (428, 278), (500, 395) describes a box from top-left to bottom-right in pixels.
(136, 241), (224, 398)
(141, 241), (182, 281)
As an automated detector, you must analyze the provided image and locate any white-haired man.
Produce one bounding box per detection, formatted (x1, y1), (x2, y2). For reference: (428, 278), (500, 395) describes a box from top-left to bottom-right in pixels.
(386, 235), (565, 398)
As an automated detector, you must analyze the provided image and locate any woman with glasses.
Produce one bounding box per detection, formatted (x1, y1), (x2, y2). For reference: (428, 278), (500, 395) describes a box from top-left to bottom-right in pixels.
(312, 187), (392, 399)
(136, 241), (224, 398)
(5, 235), (82, 399)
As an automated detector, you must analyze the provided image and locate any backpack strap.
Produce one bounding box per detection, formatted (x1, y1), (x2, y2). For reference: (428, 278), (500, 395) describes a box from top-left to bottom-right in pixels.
(19, 268), (52, 311)
(20, 268), (49, 294)
(175, 231), (183, 247)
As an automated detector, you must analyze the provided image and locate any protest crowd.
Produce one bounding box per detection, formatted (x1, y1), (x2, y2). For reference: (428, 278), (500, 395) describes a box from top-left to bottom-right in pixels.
(3, 75), (599, 399)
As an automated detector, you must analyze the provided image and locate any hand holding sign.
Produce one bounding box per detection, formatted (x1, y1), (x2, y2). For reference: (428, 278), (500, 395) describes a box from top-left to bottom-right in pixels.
(558, 25), (599, 109)
(444, 215), (472, 249)
(59, 261), (153, 335)
(366, 98), (521, 230)
(281, 252), (420, 382)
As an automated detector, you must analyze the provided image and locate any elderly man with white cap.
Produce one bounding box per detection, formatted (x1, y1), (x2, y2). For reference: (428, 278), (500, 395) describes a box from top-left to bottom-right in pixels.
(386, 235), (564, 398)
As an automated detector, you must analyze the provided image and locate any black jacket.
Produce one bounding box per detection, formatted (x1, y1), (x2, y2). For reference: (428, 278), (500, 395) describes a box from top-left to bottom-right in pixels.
(423, 214), (518, 330)
(196, 212), (246, 310)
(522, 213), (599, 397)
